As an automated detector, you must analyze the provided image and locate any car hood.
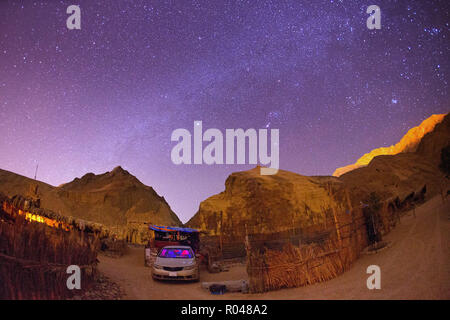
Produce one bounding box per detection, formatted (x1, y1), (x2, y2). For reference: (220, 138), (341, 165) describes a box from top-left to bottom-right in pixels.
(155, 257), (195, 267)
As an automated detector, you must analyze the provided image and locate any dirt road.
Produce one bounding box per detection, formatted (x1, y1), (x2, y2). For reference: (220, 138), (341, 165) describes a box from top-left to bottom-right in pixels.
(98, 195), (450, 299)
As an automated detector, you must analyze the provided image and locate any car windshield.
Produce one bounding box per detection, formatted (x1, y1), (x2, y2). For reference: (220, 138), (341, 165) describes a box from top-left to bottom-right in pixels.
(159, 248), (193, 259)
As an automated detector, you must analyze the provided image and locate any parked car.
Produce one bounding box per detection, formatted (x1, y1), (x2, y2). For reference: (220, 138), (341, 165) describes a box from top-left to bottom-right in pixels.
(151, 246), (200, 281)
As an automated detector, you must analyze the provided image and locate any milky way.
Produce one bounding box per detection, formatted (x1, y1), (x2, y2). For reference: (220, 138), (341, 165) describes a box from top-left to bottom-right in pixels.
(0, 0), (448, 222)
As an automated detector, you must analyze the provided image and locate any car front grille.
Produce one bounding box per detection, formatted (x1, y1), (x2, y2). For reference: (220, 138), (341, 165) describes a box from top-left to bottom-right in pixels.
(163, 266), (183, 271)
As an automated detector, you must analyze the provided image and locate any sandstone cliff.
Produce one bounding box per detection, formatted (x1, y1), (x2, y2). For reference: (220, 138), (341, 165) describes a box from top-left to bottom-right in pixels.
(339, 112), (449, 205)
(187, 167), (351, 236)
(333, 114), (446, 177)
(416, 113), (450, 165)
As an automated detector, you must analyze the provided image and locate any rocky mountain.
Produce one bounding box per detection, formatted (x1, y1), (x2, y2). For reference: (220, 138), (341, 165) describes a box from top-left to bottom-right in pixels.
(333, 114), (446, 177)
(187, 166), (351, 236)
(416, 113), (450, 165)
(339, 112), (449, 205)
(0, 166), (181, 243)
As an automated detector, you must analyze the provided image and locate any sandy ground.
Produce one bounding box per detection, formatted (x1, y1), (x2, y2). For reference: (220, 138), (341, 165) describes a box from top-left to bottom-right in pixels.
(98, 195), (450, 300)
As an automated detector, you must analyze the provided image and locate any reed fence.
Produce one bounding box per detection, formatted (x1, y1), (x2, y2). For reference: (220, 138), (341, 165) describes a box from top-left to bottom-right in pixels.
(0, 197), (99, 300)
(245, 208), (369, 293)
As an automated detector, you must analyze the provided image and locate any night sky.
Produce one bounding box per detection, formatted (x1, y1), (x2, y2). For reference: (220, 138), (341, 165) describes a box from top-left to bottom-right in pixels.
(0, 0), (448, 222)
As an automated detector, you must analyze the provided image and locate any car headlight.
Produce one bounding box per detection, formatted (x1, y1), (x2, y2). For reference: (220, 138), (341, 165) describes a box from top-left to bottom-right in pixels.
(184, 264), (196, 270)
(153, 264), (163, 269)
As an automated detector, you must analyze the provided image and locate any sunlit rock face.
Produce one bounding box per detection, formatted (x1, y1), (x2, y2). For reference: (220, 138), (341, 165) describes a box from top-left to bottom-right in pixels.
(339, 113), (450, 205)
(0, 166), (181, 244)
(416, 113), (450, 165)
(333, 114), (446, 177)
(186, 167), (351, 237)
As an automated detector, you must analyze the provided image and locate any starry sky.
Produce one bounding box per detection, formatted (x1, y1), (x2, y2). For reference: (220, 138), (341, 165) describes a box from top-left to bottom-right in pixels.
(0, 0), (448, 222)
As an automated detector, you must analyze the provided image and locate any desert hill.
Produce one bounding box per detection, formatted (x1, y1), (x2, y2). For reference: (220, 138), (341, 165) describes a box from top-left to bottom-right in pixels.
(333, 114), (446, 177)
(0, 166), (181, 243)
(338, 153), (443, 206)
(187, 166), (351, 236)
(416, 113), (450, 164)
(0, 168), (68, 210)
(340, 112), (449, 205)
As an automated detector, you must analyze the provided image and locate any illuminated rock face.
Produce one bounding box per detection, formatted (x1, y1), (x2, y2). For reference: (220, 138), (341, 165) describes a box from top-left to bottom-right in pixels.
(333, 114), (446, 177)
(339, 113), (450, 205)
